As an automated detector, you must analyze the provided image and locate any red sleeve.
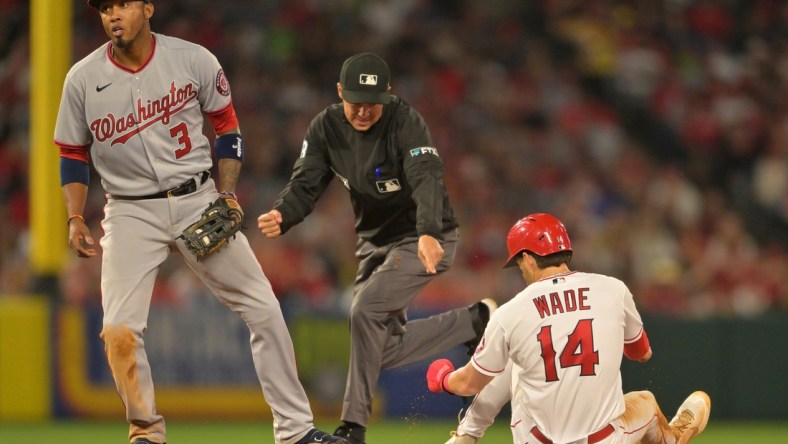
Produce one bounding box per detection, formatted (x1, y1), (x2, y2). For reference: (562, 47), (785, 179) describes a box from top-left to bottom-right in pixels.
(206, 102), (239, 134)
(624, 329), (651, 361)
(56, 142), (90, 163)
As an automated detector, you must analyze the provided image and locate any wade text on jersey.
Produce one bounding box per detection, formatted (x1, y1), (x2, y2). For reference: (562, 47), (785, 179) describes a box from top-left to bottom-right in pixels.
(533, 287), (591, 319)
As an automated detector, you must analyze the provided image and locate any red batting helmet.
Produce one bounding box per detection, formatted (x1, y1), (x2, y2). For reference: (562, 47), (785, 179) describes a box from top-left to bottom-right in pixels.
(503, 213), (572, 268)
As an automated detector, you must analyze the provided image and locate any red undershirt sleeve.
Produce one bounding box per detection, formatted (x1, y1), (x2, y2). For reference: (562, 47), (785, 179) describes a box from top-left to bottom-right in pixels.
(206, 103), (239, 134)
(624, 329), (651, 361)
(57, 143), (90, 163)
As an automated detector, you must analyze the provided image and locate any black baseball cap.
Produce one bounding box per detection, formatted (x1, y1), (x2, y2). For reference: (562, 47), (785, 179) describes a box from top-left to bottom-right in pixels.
(87, 0), (152, 8)
(339, 53), (391, 105)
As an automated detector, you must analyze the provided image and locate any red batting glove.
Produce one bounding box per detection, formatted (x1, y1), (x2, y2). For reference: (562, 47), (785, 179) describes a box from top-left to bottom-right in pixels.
(427, 359), (455, 394)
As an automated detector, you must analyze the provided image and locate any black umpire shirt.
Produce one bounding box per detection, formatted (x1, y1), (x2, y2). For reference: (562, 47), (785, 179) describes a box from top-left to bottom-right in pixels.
(274, 95), (459, 246)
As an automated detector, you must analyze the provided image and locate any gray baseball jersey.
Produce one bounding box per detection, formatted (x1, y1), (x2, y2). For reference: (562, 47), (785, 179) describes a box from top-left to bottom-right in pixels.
(55, 33), (220, 195)
(55, 34), (317, 444)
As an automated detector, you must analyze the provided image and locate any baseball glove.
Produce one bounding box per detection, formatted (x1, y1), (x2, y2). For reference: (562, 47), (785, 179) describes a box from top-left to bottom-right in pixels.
(179, 197), (244, 260)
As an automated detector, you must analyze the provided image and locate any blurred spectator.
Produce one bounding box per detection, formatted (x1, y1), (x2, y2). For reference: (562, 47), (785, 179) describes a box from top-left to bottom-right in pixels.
(1, 0), (785, 318)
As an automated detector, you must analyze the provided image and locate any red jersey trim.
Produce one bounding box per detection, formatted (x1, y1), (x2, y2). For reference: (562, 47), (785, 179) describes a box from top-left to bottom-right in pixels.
(624, 327), (644, 343)
(471, 356), (506, 375)
(537, 271), (578, 283)
(107, 34), (156, 74)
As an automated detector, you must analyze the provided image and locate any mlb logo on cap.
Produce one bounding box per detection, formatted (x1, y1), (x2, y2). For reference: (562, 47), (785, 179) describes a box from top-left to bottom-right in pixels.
(340, 53), (391, 104)
(360, 74), (378, 85)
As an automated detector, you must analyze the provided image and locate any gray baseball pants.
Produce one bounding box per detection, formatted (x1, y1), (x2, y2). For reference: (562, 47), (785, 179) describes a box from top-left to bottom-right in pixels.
(100, 177), (316, 444)
(341, 228), (477, 426)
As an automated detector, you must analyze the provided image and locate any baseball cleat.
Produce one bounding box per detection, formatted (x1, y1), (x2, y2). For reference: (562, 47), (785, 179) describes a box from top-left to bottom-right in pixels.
(131, 439), (164, 444)
(295, 428), (350, 444)
(445, 430), (479, 443)
(669, 391), (711, 444)
(465, 298), (497, 355)
(333, 422), (366, 444)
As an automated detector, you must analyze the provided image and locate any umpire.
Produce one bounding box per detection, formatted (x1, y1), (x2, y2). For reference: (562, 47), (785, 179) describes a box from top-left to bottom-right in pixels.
(258, 53), (495, 444)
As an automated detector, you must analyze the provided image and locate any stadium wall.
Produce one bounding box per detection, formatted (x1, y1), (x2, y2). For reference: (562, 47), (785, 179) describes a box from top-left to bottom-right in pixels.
(0, 299), (785, 421)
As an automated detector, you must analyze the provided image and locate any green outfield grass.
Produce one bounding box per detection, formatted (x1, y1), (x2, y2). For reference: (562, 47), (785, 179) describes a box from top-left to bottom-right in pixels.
(1, 419), (786, 443)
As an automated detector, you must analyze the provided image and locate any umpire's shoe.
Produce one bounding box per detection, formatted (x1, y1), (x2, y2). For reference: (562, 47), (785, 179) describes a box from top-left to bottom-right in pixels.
(464, 298), (497, 356)
(333, 422), (366, 444)
(669, 391), (711, 444)
(295, 428), (350, 444)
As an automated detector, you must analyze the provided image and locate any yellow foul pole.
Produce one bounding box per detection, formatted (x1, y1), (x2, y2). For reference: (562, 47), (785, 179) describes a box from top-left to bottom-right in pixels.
(30, 0), (72, 288)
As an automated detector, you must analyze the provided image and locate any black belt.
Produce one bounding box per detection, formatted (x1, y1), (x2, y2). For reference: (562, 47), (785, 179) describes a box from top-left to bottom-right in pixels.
(112, 171), (210, 200)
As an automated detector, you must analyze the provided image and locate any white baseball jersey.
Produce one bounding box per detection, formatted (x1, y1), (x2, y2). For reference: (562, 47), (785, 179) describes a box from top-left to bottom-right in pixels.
(54, 33), (232, 196)
(471, 271), (646, 443)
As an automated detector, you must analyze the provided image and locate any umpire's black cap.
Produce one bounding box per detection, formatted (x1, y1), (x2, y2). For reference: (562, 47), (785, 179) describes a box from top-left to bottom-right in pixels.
(339, 53), (391, 105)
(87, 0), (152, 8)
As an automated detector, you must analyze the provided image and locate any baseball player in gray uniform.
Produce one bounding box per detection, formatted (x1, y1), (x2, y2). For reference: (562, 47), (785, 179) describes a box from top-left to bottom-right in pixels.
(55, 2), (348, 444)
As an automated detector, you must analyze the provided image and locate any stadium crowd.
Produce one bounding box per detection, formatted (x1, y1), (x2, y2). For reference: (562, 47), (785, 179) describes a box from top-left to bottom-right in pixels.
(1, 0), (786, 318)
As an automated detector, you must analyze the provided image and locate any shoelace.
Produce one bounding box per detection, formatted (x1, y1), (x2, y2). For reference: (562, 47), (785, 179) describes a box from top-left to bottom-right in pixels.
(671, 408), (696, 434)
(447, 407), (465, 442)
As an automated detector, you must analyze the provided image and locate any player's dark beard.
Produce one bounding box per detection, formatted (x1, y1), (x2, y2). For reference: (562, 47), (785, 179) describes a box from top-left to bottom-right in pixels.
(113, 37), (129, 49)
(113, 21), (149, 51)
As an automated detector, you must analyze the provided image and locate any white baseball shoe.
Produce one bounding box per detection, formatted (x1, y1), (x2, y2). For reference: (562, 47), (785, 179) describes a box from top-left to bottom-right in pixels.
(669, 391), (711, 444)
(445, 431), (479, 444)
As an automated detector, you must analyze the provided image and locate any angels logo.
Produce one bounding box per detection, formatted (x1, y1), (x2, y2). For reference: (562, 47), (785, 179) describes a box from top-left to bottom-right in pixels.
(90, 82), (198, 145)
(475, 336), (486, 354)
(216, 69), (231, 96)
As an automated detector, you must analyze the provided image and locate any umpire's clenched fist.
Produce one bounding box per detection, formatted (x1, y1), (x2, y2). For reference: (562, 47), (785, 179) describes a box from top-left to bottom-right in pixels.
(258, 209), (283, 238)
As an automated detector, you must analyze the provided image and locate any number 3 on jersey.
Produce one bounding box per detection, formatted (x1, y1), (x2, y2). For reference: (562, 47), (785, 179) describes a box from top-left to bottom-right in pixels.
(537, 319), (599, 382)
(170, 122), (192, 159)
